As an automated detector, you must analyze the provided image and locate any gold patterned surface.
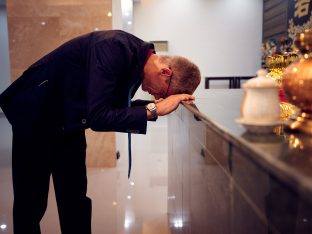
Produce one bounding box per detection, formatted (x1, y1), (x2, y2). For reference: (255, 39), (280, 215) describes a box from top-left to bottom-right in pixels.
(279, 102), (299, 120)
(265, 53), (299, 87)
(265, 53), (299, 120)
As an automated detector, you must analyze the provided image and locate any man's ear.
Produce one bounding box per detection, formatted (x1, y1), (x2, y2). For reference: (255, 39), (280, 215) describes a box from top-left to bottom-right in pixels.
(160, 67), (173, 77)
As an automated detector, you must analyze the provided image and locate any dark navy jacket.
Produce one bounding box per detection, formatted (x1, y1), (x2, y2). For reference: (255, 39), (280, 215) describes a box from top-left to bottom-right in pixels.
(0, 30), (154, 134)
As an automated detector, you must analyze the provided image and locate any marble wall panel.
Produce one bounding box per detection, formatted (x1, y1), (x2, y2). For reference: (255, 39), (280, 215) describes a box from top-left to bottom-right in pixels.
(8, 16), (60, 79)
(7, 0), (112, 80)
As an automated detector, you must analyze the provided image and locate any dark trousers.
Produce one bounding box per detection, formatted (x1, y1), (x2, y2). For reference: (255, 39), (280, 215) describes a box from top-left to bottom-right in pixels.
(12, 125), (92, 234)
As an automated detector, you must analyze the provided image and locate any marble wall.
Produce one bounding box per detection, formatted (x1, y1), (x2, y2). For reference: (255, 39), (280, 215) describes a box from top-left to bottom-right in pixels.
(7, 0), (112, 80)
(6, 0), (115, 168)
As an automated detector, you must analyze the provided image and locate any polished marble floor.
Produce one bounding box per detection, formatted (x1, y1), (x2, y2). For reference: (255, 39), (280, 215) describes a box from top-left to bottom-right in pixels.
(0, 114), (171, 234)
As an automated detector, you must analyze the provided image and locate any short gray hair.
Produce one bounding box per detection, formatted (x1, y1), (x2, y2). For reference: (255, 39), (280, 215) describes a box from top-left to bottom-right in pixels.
(159, 55), (201, 94)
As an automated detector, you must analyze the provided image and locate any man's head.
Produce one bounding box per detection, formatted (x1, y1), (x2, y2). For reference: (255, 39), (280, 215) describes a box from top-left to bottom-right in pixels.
(142, 54), (201, 99)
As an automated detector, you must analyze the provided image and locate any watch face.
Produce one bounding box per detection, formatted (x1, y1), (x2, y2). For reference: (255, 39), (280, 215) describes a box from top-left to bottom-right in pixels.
(148, 103), (156, 109)
(146, 103), (157, 117)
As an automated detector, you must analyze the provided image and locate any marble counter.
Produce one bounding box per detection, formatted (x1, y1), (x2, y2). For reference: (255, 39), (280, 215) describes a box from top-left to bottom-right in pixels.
(168, 89), (312, 234)
(185, 89), (312, 203)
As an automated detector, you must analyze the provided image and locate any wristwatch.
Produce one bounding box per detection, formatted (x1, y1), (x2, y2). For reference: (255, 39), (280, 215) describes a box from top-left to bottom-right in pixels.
(145, 102), (157, 118)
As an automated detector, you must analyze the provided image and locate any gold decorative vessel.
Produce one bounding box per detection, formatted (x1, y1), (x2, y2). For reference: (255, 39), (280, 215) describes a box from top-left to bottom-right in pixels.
(282, 30), (312, 135)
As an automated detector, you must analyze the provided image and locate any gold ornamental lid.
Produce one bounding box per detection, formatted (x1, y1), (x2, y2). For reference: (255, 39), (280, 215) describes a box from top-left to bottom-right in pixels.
(243, 69), (278, 88)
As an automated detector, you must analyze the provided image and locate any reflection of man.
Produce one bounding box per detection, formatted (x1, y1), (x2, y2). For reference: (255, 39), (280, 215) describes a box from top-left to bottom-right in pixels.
(0, 30), (201, 233)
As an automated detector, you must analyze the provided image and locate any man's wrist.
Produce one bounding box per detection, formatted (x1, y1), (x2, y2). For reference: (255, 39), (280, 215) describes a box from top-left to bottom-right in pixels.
(145, 102), (157, 119)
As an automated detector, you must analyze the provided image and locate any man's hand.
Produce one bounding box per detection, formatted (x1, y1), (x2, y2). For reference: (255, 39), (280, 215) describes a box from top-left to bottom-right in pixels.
(156, 94), (195, 116)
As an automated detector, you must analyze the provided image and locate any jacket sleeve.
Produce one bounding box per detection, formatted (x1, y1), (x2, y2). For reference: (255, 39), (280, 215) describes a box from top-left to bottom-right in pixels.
(87, 39), (147, 134)
(131, 99), (153, 107)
